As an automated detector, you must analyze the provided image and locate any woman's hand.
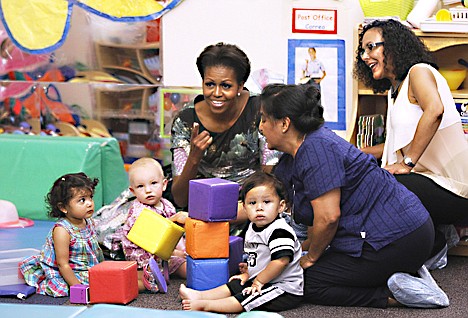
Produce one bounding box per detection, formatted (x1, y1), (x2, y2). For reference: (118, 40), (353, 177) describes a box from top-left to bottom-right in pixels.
(360, 143), (384, 159)
(384, 163), (412, 175)
(299, 253), (316, 269)
(189, 122), (212, 163)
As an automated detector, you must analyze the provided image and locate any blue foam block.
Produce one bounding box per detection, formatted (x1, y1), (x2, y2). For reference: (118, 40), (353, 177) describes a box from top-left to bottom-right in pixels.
(186, 256), (229, 291)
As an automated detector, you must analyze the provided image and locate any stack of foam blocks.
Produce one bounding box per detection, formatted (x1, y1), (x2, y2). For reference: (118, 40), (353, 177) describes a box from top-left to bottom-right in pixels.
(186, 178), (244, 291)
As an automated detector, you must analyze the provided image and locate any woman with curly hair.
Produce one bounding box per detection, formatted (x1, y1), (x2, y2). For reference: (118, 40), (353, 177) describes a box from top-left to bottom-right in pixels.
(354, 19), (468, 269)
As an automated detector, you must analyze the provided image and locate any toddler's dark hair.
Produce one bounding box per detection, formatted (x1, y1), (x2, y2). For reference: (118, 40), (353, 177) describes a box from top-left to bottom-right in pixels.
(240, 171), (287, 204)
(46, 172), (99, 218)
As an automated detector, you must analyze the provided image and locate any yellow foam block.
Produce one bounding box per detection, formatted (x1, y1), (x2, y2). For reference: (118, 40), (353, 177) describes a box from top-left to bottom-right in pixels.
(127, 208), (185, 260)
(185, 217), (229, 259)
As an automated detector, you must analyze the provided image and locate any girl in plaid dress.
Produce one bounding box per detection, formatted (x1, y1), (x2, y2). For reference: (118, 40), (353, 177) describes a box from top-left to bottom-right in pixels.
(20, 173), (104, 297)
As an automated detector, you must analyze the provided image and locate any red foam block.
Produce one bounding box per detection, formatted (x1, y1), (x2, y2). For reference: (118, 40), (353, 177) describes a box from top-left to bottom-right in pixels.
(89, 261), (138, 304)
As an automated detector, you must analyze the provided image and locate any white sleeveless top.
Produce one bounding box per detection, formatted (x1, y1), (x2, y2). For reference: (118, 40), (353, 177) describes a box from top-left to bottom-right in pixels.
(382, 63), (468, 198)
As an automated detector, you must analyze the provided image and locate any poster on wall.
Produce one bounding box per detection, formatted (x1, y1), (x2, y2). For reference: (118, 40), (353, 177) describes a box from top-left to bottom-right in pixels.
(288, 39), (345, 131)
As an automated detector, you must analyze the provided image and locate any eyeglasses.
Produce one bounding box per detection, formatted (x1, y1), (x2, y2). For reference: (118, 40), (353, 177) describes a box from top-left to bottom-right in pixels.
(359, 41), (384, 58)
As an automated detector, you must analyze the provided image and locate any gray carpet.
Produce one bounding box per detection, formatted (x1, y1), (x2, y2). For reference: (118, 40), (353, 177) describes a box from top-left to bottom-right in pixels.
(0, 293), (69, 305)
(2, 255), (466, 317)
(95, 255), (468, 317)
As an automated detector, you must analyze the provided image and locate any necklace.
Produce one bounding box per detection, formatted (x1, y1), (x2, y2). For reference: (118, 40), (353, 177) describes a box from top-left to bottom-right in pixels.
(391, 80), (402, 100)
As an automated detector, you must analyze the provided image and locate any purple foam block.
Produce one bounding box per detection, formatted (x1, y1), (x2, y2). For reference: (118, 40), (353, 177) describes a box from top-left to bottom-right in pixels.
(149, 258), (168, 293)
(70, 284), (89, 304)
(188, 178), (239, 222)
(228, 236), (244, 276)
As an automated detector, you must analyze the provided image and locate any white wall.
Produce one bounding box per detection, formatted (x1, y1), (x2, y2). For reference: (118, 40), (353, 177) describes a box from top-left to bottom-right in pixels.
(161, 0), (365, 135)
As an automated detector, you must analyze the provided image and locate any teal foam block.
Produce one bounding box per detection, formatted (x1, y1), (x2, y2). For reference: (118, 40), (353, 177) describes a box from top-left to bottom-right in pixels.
(0, 135), (128, 220)
(0, 303), (87, 317)
(79, 304), (227, 317)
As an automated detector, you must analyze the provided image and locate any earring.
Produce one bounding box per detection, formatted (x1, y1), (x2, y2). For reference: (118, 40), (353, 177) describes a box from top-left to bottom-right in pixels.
(237, 92), (241, 96)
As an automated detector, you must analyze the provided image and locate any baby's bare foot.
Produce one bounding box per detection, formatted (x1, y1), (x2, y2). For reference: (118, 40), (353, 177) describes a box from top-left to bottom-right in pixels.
(182, 299), (206, 311)
(179, 284), (201, 300)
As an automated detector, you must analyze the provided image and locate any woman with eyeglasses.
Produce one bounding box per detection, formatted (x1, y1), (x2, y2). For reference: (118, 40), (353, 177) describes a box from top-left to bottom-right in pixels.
(260, 83), (448, 308)
(354, 19), (468, 270)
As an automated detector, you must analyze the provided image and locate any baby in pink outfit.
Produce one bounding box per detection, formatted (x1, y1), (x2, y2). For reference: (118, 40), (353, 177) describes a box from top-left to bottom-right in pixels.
(121, 158), (187, 292)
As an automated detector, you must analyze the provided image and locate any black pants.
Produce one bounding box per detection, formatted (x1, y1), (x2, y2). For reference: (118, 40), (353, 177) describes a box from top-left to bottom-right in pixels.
(303, 218), (434, 308)
(395, 173), (468, 225)
(395, 173), (468, 256)
(227, 279), (302, 312)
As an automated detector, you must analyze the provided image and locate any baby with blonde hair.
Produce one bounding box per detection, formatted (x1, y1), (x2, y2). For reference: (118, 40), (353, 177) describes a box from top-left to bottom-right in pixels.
(122, 158), (187, 292)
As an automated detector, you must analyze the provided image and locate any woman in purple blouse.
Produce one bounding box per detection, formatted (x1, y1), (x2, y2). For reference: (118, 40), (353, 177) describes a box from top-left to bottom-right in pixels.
(259, 83), (448, 309)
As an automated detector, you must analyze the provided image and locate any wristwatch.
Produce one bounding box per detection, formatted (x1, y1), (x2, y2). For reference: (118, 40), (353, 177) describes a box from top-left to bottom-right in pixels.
(403, 156), (416, 168)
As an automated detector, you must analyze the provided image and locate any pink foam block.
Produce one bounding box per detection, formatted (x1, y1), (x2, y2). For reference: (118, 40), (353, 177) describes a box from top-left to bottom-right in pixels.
(188, 178), (239, 222)
(70, 284), (89, 304)
(89, 261), (138, 304)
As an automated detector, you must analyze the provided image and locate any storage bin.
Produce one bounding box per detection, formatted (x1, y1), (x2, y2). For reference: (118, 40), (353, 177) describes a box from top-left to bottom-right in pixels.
(128, 121), (150, 135)
(359, 0), (414, 20)
(126, 144), (151, 158)
(0, 248), (39, 286)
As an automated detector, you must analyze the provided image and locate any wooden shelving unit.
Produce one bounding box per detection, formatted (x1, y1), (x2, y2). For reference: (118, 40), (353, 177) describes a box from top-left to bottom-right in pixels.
(94, 42), (162, 84)
(93, 41), (163, 160)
